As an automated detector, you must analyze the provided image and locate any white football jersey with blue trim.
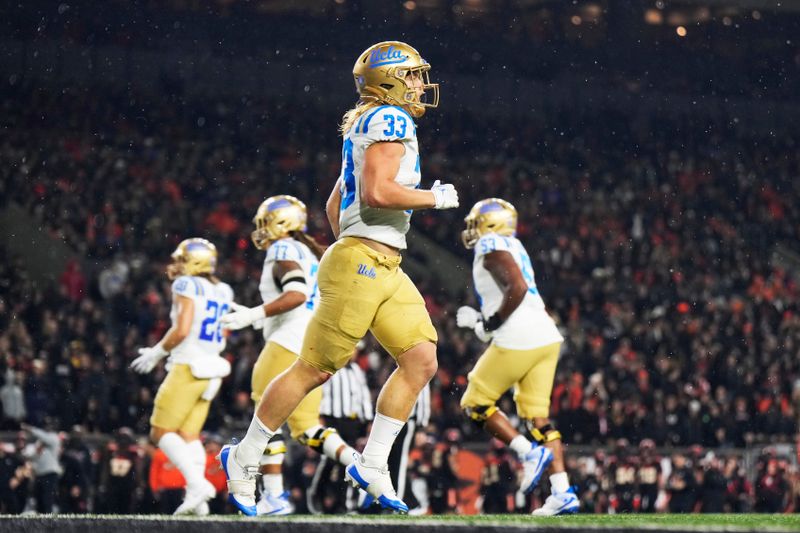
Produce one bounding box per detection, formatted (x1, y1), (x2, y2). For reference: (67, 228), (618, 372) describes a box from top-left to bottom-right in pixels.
(169, 275), (234, 363)
(338, 104), (420, 250)
(258, 237), (319, 354)
(473, 234), (563, 350)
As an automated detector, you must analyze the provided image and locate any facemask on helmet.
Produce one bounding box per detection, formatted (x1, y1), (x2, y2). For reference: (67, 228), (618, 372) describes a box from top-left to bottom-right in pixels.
(353, 41), (439, 118)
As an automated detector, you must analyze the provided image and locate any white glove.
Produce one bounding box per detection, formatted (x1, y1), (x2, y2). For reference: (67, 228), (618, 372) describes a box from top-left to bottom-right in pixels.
(130, 344), (168, 374)
(473, 321), (493, 343)
(456, 306), (482, 329)
(456, 306), (493, 342)
(220, 302), (266, 331)
(430, 180), (459, 209)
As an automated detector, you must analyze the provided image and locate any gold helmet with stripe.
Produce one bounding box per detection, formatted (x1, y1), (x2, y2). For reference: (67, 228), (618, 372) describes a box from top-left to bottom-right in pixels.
(167, 238), (217, 279)
(251, 195), (308, 250)
(462, 198), (518, 249)
(353, 41), (439, 118)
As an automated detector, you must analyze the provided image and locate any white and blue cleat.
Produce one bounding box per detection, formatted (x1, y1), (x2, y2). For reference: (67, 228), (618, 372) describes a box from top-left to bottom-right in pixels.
(520, 444), (554, 494)
(257, 490), (294, 516)
(217, 443), (259, 516)
(532, 486), (580, 516)
(345, 455), (408, 514)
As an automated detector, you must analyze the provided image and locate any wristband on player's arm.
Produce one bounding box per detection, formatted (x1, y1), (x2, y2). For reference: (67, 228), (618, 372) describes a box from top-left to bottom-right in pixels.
(483, 314), (503, 332)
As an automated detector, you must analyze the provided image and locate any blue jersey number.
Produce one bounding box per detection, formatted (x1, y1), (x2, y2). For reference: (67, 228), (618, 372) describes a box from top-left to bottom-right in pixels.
(306, 264), (319, 310)
(200, 300), (229, 342)
(518, 250), (539, 295)
(382, 114), (407, 138)
(272, 244), (289, 260)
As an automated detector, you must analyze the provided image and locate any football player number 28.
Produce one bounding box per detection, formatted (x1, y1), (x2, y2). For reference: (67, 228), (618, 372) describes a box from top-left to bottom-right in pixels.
(200, 300), (229, 342)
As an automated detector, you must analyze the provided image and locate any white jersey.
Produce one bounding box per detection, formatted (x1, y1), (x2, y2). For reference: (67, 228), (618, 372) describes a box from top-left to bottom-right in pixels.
(258, 237), (319, 355)
(473, 234), (563, 350)
(168, 275), (234, 376)
(338, 105), (421, 250)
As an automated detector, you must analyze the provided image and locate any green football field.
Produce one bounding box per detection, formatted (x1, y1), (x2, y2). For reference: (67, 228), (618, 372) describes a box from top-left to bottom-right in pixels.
(268, 513), (800, 530)
(3, 513), (800, 533)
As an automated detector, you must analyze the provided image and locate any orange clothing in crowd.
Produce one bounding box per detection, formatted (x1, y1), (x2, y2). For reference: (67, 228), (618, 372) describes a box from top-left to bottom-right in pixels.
(149, 448), (186, 493)
(205, 452), (227, 493)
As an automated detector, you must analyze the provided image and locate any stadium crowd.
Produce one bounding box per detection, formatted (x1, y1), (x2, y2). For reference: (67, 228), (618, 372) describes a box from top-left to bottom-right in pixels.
(1, 82), (800, 514)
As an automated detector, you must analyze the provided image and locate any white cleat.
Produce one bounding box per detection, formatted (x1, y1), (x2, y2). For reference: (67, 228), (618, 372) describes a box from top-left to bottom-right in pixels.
(344, 454), (408, 514)
(217, 444), (259, 516)
(256, 491), (294, 516)
(194, 501), (210, 516)
(532, 487), (580, 516)
(173, 479), (216, 515)
(520, 444), (554, 494)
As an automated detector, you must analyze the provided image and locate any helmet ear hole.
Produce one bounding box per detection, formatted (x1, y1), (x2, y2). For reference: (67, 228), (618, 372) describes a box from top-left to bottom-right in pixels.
(380, 83), (394, 90)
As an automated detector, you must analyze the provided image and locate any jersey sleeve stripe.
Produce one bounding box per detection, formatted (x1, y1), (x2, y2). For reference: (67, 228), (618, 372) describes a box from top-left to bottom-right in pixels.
(355, 114), (367, 134)
(361, 105), (391, 134)
(190, 277), (201, 296)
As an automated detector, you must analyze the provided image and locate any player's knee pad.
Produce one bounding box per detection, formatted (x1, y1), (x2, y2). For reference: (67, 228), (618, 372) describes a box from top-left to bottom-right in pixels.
(526, 421), (562, 444)
(463, 404), (498, 427)
(260, 434), (287, 466)
(299, 426), (339, 454)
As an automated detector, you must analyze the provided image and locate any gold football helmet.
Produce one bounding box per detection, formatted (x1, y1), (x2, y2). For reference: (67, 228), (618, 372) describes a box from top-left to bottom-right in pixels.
(462, 198), (518, 249)
(167, 238), (217, 279)
(251, 195), (308, 250)
(353, 41), (439, 118)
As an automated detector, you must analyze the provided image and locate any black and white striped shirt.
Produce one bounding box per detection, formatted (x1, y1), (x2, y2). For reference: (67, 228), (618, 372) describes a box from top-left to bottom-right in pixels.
(409, 384), (431, 427)
(320, 362), (374, 422)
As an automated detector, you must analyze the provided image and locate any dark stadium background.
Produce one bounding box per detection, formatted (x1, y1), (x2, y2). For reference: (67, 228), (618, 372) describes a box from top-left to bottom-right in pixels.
(1, 0), (800, 516)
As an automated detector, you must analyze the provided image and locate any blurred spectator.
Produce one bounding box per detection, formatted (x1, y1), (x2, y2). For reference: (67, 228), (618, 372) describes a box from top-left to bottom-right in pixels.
(699, 454), (727, 513)
(0, 369), (26, 430)
(0, 441), (29, 514)
(754, 457), (789, 512)
(97, 428), (140, 514)
(21, 422), (63, 513)
(148, 446), (185, 514)
(666, 453), (696, 513)
(478, 439), (515, 514)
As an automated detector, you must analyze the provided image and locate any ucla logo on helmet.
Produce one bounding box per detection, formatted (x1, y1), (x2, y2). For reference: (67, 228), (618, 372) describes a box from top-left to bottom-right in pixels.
(369, 45), (408, 67)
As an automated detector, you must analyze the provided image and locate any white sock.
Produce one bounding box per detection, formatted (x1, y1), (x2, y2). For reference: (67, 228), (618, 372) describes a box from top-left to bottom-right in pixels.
(336, 445), (357, 466)
(262, 473), (284, 496)
(316, 429), (356, 466)
(550, 472), (570, 493)
(509, 435), (532, 457)
(186, 439), (208, 486)
(238, 416), (276, 466)
(361, 412), (404, 468)
(159, 433), (203, 487)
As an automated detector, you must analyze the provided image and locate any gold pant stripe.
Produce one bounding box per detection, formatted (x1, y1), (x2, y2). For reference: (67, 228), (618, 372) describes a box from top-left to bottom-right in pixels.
(251, 341), (322, 439)
(460, 342), (562, 420)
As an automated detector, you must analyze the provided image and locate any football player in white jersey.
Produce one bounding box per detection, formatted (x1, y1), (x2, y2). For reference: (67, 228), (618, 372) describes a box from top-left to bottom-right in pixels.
(131, 238), (234, 515)
(456, 199), (579, 516)
(218, 41), (459, 516)
(219, 195), (357, 515)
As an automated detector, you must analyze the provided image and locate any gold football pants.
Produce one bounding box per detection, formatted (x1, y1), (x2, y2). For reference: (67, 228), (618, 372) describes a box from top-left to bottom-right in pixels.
(251, 341), (322, 440)
(299, 237), (438, 374)
(151, 364), (211, 435)
(460, 342), (562, 419)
